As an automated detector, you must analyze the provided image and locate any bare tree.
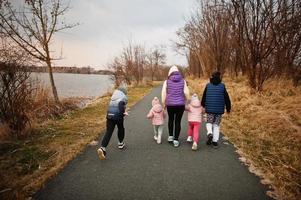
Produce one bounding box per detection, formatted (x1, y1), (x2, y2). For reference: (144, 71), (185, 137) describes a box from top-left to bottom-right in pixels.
(178, 0), (301, 90)
(0, 33), (36, 137)
(231, 0), (279, 90)
(109, 42), (167, 85)
(133, 45), (146, 84)
(147, 46), (166, 81)
(0, 0), (77, 103)
(177, 0), (232, 78)
(272, 0), (301, 86)
(109, 56), (131, 87)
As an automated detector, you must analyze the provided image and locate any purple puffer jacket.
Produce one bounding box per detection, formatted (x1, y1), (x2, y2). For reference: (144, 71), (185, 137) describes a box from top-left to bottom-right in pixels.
(166, 72), (185, 106)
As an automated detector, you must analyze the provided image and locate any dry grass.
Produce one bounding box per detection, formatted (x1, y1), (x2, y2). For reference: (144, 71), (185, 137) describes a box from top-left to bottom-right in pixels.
(188, 76), (301, 200)
(0, 83), (159, 200)
(30, 86), (83, 122)
(0, 85), (83, 140)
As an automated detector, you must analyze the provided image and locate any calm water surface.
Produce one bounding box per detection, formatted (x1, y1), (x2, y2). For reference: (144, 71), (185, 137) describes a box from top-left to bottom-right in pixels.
(32, 73), (114, 98)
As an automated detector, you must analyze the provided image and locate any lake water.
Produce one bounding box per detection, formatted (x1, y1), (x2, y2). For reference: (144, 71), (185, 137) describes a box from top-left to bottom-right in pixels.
(32, 73), (114, 98)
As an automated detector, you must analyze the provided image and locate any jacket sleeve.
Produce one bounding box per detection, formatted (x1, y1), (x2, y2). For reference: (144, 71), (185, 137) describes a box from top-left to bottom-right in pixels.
(224, 87), (231, 113)
(146, 109), (154, 119)
(184, 80), (190, 100)
(201, 86), (207, 107)
(118, 101), (126, 115)
(161, 80), (167, 107)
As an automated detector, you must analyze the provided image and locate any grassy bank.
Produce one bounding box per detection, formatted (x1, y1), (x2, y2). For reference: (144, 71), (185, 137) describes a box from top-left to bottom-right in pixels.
(188, 76), (301, 200)
(0, 82), (161, 199)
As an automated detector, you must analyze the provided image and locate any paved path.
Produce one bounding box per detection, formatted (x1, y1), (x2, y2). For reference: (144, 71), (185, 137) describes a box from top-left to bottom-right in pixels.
(35, 86), (271, 200)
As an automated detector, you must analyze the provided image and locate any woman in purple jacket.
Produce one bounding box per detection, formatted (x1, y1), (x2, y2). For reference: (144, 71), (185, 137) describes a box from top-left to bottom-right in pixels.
(161, 66), (190, 147)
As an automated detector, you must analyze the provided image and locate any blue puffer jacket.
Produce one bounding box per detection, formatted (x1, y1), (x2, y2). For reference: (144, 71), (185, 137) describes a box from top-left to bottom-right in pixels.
(201, 74), (231, 114)
(107, 89), (128, 120)
(204, 83), (226, 114)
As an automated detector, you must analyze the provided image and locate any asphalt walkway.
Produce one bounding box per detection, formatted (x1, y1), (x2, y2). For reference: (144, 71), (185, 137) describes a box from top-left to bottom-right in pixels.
(35, 86), (271, 200)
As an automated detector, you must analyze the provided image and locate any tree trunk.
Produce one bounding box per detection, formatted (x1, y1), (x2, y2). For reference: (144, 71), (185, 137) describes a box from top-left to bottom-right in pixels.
(46, 60), (60, 103)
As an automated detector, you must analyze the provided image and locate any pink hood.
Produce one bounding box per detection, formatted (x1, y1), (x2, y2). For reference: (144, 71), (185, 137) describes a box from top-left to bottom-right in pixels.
(190, 95), (201, 107)
(152, 97), (160, 106)
(153, 104), (163, 113)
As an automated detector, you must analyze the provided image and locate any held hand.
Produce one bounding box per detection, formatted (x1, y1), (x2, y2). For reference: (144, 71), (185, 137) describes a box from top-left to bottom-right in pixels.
(124, 111), (129, 116)
(224, 111), (230, 119)
(203, 114), (207, 122)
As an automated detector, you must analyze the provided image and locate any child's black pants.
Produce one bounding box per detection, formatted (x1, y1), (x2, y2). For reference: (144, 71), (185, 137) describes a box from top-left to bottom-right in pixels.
(101, 119), (124, 147)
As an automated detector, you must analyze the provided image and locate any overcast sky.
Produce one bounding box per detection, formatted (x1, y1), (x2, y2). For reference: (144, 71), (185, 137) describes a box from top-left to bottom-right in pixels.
(48, 0), (195, 69)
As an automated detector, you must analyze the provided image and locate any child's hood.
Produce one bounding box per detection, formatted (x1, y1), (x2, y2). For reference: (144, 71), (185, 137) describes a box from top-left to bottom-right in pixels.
(190, 94), (201, 107)
(153, 104), (163, 113)
(111, 89), (128, 103)
(152, 97), (161, 106)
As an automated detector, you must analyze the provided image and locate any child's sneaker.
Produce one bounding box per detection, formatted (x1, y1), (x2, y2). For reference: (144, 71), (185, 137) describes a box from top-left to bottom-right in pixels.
(186, 136), (193, 142)
(206, 133), (213, 145)
(154, 135), (158, 141)
(157, 135), (162, 144)
(173, 140), (180, 147)
(97, 147), (106, 160)
(167, 136), (174, 143)
(212, 142), (219, 149)
(192, 142), (198, 151)
(118, 142), (125, 149)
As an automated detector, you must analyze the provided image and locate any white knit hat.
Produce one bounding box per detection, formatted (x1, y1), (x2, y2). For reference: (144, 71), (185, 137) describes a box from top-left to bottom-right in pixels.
(168, 65), (179, 76)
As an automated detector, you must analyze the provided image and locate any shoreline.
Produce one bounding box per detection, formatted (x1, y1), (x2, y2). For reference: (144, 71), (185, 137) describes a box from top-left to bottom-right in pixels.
(0, 82), (161, 199)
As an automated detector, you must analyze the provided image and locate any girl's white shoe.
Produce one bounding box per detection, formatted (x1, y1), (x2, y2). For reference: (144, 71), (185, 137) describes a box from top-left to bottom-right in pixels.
(186, 136), (193, 142)
(192, 142), (198, 151)
(157, 135), (162, 144)
(154, 135), (158, 141)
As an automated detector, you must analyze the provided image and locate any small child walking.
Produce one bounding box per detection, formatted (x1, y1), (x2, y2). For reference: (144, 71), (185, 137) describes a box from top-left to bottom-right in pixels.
(201, 71), (231, 148)
(186, 94), (204, 150)
(97, 86), (128, 160)
(147, 97), (165, 144)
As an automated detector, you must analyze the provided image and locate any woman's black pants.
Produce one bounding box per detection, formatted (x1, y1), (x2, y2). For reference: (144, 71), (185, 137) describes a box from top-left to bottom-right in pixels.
(167, 105), (185, 141)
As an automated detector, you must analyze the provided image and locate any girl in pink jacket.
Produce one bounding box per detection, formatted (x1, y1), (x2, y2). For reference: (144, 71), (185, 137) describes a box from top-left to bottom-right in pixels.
(186, 94), (204, 150)
(147, 97), (165, 144)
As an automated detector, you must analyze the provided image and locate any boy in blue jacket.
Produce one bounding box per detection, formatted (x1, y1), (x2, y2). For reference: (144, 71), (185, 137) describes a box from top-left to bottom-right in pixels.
(97, 86), (128, 159)
(201, 71), (231, 148)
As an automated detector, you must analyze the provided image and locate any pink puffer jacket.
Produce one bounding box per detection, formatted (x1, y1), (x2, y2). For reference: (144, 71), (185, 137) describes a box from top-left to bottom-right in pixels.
(147, 97), (165, 125)
(186, 94), (203, 122)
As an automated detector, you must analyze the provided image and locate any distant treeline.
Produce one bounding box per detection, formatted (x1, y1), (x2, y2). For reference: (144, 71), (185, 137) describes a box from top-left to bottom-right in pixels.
(27, 66), (114, 75)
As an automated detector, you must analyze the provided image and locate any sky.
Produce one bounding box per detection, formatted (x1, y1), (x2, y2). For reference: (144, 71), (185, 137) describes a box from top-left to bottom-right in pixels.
(49, 0), (195, 69)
